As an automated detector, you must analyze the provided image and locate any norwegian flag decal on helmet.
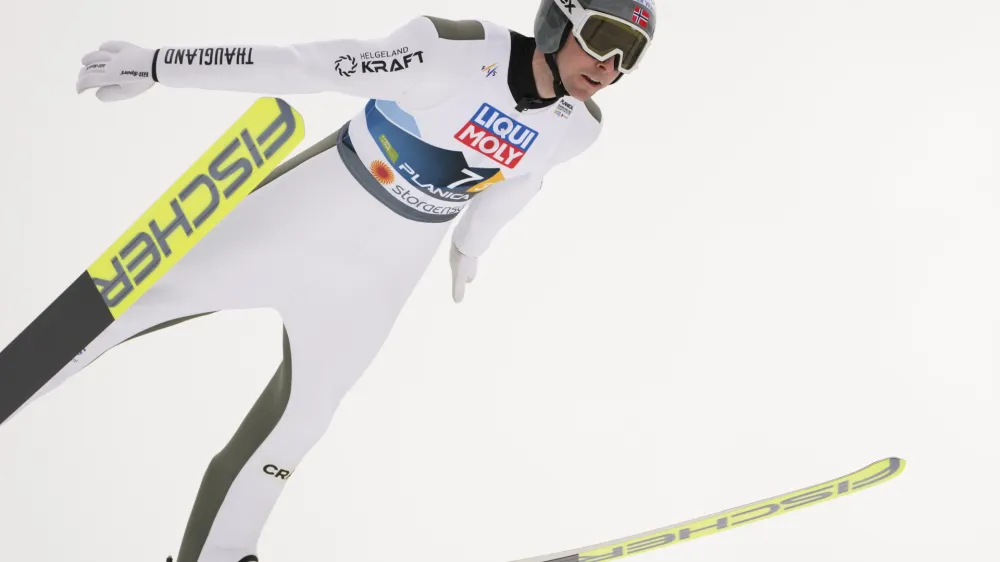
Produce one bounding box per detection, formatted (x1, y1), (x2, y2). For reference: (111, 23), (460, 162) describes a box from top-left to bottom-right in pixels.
(632, 6), (650, 28)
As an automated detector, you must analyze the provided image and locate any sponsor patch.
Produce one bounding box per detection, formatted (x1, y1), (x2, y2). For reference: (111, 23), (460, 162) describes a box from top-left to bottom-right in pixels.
(453, 103), (538, 169)
(362, 50), (424, 74)
(335, 55), (358, 77)
(554, 99), (574, 119)
(369, 160), (395, 185)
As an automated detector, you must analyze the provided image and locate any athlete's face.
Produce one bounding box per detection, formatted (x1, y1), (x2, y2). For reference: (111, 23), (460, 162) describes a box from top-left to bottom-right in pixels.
(557, 34), (622, 99)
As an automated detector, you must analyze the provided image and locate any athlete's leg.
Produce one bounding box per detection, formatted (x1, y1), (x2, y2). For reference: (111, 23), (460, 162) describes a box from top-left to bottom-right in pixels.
(0, 126), (366, 432)
(4, 123), (375, 428)
(7, 122), (445, 561)
(167, 128), (449, 562)
(1, 298), (219, 427)
(175, 288), (408, 562)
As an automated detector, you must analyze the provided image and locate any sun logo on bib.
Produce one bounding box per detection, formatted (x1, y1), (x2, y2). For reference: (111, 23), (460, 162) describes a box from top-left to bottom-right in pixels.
(369, 160), (395, 185)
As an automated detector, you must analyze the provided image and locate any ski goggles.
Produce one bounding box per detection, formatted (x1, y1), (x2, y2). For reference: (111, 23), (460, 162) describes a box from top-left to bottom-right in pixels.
(553, 1), (653, 73)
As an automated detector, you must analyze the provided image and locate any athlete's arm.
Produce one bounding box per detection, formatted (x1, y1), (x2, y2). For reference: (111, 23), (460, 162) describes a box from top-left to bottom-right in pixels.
(150, 16), (455, 100)
(448, 172), (542, 303)
(452, 172), (544, 259)
(452, 108), (604, 258)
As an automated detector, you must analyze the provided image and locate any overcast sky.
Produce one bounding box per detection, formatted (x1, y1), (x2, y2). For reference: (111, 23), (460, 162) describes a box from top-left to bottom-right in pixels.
(0, 1), (996, 562)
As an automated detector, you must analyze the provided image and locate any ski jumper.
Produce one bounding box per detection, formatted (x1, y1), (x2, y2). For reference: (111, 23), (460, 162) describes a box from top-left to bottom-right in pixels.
(3, 15), (603, 562)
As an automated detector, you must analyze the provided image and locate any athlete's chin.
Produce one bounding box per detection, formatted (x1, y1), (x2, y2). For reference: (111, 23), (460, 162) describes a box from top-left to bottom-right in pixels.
(565, 79), (603, 100)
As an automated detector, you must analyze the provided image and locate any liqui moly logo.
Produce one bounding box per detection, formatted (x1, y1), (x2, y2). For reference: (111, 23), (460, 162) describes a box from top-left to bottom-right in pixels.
(454, 103), (538, 168)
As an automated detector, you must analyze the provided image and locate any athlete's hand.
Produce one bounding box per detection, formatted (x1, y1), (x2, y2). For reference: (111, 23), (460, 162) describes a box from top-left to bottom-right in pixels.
(76, 41), (156, 102)
(450, 243), (478, 304)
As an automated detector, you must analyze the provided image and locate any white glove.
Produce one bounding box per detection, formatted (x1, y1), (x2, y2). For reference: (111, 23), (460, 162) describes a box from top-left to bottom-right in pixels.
(450, 243), (478, 304)
(76, 41), (157, 102)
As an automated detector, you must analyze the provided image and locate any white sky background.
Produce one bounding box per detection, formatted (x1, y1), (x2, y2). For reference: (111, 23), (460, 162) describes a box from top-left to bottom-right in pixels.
(0, 0), (997, 561)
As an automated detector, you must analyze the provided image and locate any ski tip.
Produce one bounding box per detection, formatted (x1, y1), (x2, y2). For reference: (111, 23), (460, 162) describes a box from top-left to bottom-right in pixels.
(879, 456), (907, 470)
(862, 456), (907, 485)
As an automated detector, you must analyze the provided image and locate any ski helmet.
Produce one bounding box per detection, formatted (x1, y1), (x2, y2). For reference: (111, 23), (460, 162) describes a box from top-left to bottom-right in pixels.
(534, 0), (657, 75)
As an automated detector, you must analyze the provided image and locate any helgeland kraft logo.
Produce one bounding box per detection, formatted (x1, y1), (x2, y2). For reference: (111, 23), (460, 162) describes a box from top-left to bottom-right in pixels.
(454, 103), (538, 169)
(335, 55), (358, 77)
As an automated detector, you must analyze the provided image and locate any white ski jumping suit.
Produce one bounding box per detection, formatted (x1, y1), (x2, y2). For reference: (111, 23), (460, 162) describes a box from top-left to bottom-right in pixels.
(8, 15), (603, 562)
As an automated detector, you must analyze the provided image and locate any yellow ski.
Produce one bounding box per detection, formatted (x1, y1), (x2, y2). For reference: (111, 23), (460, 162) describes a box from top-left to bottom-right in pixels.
(0, 97), (305, 423)
(513, 457), (906, 562)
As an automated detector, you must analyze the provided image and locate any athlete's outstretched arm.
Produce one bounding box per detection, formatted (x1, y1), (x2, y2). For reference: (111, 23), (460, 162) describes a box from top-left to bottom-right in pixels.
(76, 16), (464, 102)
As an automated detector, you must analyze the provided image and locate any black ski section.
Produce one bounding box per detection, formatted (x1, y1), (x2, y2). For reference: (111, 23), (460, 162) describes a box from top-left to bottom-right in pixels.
(0, 271), (114, 423)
